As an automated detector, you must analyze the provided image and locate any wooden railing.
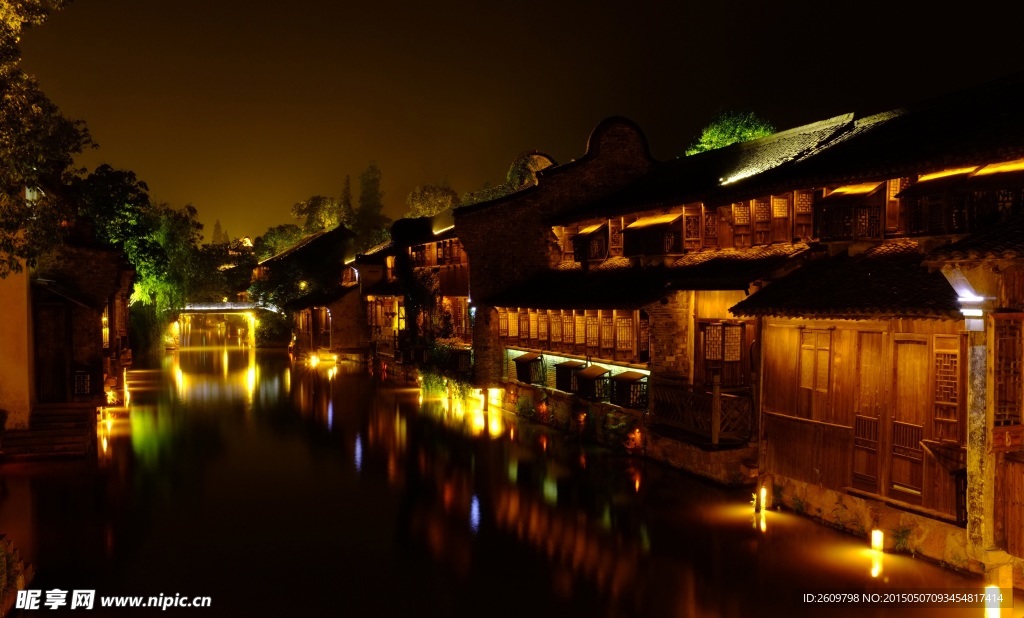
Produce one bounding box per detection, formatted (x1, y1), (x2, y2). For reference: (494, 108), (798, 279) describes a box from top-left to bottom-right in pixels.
(649, 377), (753, 444)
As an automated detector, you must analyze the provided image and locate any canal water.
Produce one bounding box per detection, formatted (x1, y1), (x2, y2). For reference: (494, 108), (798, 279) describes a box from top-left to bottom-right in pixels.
(0, 335), (1013, 617)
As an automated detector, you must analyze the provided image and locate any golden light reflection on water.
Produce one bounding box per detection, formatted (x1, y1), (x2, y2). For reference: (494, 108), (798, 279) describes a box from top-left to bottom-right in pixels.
(418, 387), (508, 439)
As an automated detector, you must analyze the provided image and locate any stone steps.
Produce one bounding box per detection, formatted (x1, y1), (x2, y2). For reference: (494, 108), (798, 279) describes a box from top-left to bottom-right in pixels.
(1, 405), (96, 460)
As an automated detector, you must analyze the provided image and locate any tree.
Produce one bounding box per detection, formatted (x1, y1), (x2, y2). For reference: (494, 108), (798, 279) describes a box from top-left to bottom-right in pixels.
(353, 162), (391, 251)
(404, 183), (459, 219)
(211, 219), (227, 244)
(340, 175), (355, 228)
(684, 111), (775, 156)
(461, 152), (555, 207)
(0, 1), (92, 277)
(291, 195), (341, 233)
(252, 223), (304, 261)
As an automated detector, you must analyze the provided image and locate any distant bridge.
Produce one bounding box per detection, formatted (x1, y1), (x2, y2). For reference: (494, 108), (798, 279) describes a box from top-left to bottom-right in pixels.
(181, 302), (280, 313)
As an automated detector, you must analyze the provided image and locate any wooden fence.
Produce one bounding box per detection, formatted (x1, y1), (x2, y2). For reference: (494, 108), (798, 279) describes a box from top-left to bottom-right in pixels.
(649, 377), (753, 444)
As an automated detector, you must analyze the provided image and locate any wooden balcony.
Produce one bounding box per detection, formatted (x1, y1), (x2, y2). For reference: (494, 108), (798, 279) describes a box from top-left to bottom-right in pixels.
(648, 376), (753, 445)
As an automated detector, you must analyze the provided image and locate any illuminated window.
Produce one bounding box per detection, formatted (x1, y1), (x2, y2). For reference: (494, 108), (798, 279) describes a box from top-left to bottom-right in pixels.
(600, 314), (613, 349)
(586, 313), (599, 347)
(102, 307), (110, 349)
(507, 310), (519, 338)
(550, 312), (563, 343)
(498, 310), (508, 337)
(615, 317), (634, 352)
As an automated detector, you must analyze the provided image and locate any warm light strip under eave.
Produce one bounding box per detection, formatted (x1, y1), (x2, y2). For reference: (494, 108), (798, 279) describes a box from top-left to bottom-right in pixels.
(625, 213), (681, 229)
(433, 224), (455, 236)
(974, 158), (1024, 176)
(918, 166), (978, 182)
(578, 223), (603, 235)
(829, 182), (883, 195)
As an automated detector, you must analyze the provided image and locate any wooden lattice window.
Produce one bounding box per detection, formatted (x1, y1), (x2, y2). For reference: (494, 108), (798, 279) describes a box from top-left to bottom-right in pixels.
(733, 203), (751, 247)
(575, 314), (586, 345)
(538, 312), (548, 343)
(609, 220), (622, 254)
(586, 314), (599, 347)
(519, 311), (530, 342)
(683, 207), (702, 250)
(771, 195), (791, 243)
(498, 311), (508, 337)
(550, 312), (563, 343)
(700, 321), (746, 386)
(529, 311), (538, 340)
(507, 310), (519, 338)
(933, 335), (962, 442)
(794, 190), (814, 239)
(74, 371), (90, 395)
(799, 329), (831, 419)
(563, 314), (574, 344)
(703, 209), (718, 246)
(753, 198), (771, 244)
(995, 316), (1024, 426)
(601, 314), (614, 349)
(615, 317), (633, 352)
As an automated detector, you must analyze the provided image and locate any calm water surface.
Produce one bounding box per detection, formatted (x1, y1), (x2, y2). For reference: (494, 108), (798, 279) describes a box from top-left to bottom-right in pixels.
(0, 332), (1013, 617)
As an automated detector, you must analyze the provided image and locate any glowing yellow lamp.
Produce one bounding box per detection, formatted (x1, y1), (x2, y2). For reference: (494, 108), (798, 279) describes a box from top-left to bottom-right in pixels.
(871, 529), (884, 551)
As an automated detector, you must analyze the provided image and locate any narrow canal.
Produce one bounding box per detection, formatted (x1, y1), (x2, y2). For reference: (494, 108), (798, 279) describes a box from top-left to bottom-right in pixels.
(0, 333), (1012, 617)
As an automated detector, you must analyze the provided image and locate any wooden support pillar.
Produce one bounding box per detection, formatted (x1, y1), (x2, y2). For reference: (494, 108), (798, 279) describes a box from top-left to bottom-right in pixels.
(712, 372), (721, 445)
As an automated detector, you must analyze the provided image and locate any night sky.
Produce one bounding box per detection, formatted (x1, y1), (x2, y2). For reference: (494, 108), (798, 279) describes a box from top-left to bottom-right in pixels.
(18, 0), (1023, 241)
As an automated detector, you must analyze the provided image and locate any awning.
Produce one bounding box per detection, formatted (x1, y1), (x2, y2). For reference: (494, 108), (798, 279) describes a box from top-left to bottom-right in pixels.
(578, 365), (609, 380)
(610, 370), (647, 384)
(512, 352), (542, 364)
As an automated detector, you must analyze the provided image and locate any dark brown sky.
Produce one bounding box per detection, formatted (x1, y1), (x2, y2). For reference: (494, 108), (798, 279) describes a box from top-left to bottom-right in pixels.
(19, 0), (1023, 241)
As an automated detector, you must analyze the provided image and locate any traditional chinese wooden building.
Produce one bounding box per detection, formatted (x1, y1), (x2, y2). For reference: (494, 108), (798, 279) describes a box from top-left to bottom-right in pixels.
(725, 72), (1024, 583)
(1, 219), (134, 458)
(252, 225), (358, 356)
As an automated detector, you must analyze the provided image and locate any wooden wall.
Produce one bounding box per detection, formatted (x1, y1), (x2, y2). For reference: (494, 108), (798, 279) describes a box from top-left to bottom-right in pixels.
(761, 317), (966, 520)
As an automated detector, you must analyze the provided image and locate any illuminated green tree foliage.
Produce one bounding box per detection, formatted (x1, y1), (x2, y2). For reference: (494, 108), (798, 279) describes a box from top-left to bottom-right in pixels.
(404, 183), (459, 218)
(685, 111), (775, 156)
(461, 152), (555, 206)
(291, 195), (342, 233)
(253, 223), (305, 261)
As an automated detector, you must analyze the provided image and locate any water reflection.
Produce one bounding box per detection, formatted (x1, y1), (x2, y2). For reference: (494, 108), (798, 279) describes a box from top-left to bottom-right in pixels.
(0, 334), (1008, 617)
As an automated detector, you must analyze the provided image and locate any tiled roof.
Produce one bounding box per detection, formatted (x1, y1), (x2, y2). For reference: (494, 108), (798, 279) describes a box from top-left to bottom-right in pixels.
(928, 215), (1024, 261)
(258, 225), (354, 266)
(551, 72), (1024, 226)
(283, 283), (359, 311)
(731, 240), (959, 319)
(488, 244), (807, 309)
(732, 73), (1024, 194)
(551, 114), (854, 223)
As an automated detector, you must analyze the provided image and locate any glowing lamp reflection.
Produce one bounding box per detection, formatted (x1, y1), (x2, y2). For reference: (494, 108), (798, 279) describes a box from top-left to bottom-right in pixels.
(354, 433), (363, 472)
(469, 495), (481, 534)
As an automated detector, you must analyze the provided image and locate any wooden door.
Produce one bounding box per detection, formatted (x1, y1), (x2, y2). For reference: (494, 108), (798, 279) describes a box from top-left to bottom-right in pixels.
(890, 337), (927, 503)
(34, 303), (69, 403)
(853, 332), (884, 492)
